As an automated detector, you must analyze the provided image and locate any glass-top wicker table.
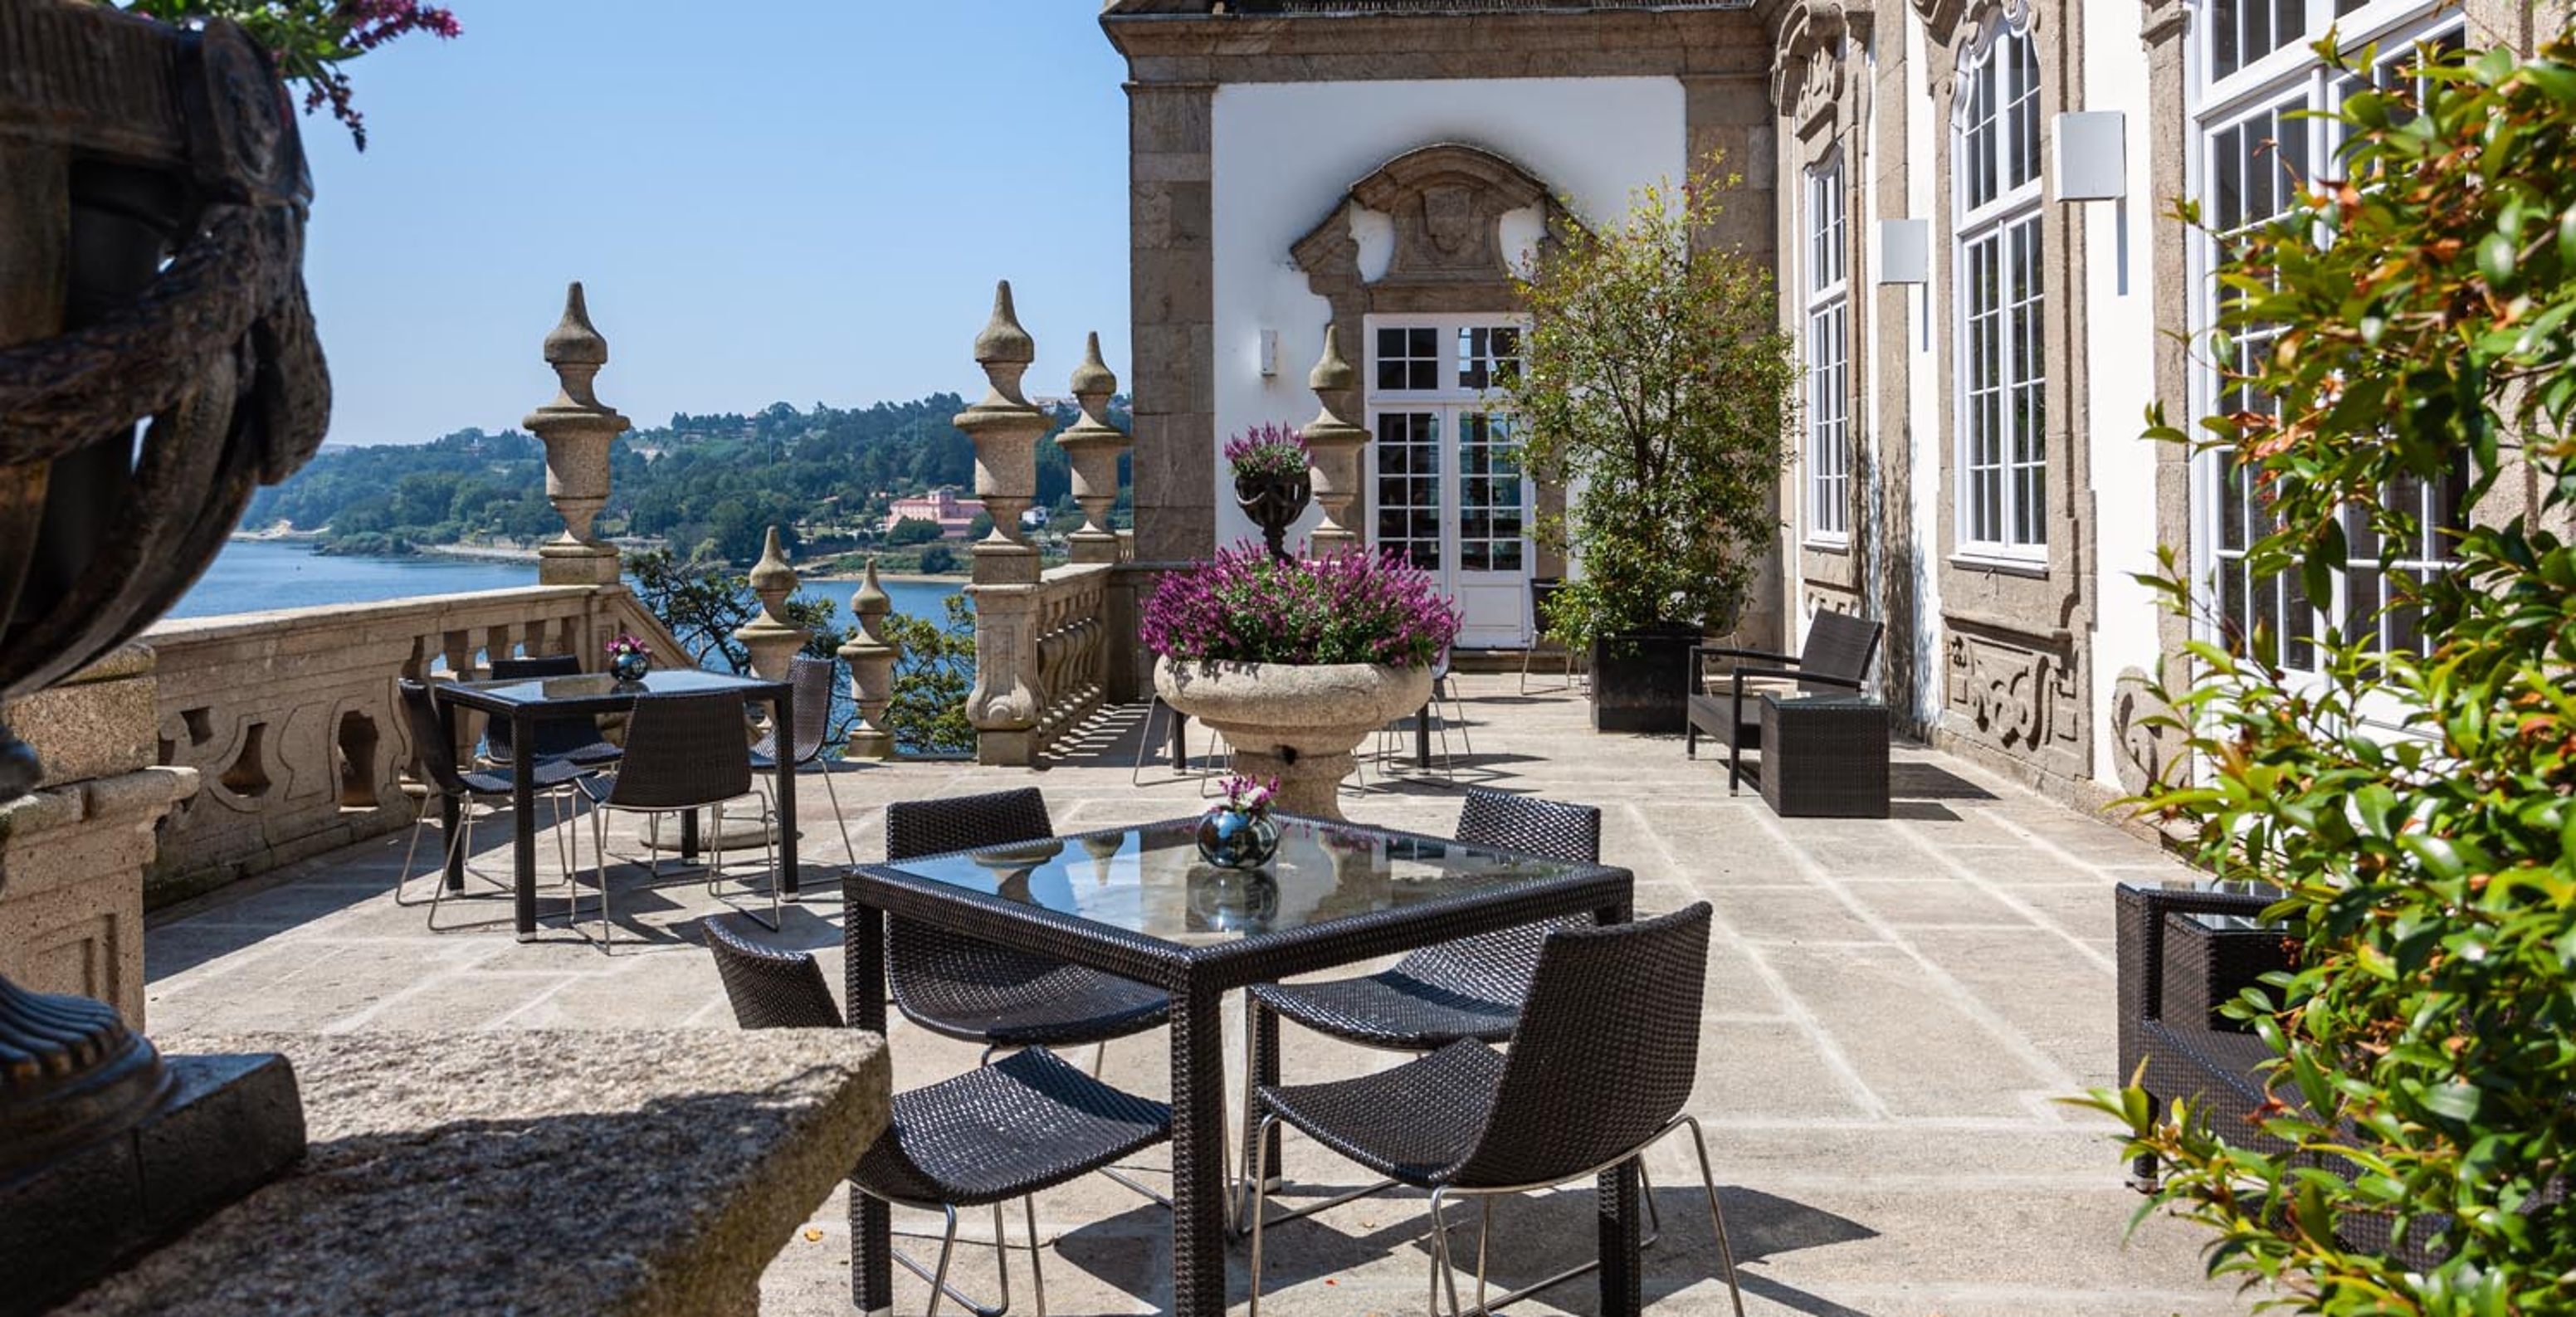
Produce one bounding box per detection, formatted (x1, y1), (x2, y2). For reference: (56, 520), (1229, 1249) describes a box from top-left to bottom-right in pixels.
(434, 668), (795, 939)
(846, 812), (1640, 1317)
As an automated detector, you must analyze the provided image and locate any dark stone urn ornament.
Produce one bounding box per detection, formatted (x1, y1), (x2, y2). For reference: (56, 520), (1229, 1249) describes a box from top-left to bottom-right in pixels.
(0, 3), (329, 1308)
(1225, 422), (1311, 560)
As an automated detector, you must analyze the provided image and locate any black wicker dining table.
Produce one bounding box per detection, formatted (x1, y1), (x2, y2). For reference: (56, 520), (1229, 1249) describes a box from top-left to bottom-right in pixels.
(846, 811), (1641, 1316)
(433, 667), (796, 939)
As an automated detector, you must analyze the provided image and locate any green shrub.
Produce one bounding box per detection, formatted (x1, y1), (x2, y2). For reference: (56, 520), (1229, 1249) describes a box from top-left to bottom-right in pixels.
(2086, 32), (2576, 1313)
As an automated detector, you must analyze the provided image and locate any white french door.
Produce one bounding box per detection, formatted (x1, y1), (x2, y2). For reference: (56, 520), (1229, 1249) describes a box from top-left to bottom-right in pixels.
(1365, 316), (1533, 649)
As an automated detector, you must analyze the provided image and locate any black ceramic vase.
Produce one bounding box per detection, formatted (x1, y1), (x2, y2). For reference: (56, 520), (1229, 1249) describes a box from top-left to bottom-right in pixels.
(1233, 471), (1312, 560)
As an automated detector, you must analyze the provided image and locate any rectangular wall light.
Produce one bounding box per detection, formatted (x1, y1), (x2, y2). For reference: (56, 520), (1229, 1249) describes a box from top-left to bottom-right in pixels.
(1875, 218), (1929, 285)
(2053, 111), (2127, 202)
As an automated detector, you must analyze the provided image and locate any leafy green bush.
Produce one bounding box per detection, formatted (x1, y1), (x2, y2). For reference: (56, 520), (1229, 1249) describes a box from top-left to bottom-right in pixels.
(1503, 155), (1798, 647)
(888, 517), (944, 547)
(880, 597), (976, 757)
(2088, 32), (2576, 1312)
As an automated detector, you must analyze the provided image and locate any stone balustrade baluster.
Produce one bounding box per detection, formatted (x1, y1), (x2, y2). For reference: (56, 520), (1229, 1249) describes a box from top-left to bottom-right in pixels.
(1299, 325), (1369, 554)
(1056, 332), (1131, 565)
(734, 526), (811, 681)
(957, 281), (1046, 766)
(523, 282), (632, 587)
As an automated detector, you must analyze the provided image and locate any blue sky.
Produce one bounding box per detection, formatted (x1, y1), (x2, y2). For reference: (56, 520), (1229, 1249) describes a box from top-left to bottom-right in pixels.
(300, 2), (1132, 446)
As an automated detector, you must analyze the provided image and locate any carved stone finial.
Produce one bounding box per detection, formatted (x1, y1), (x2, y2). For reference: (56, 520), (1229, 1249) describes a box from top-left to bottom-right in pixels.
(1308, 324), (1356, 394)
(1300, 327), (1370, 554)
(523, 281), (631, 586)
(1055, 330), (1129, 565)
(732, 525), (807, 680)
(1071, 330), (1116, 398)
(952, 280), (1046, 578)
(837, 557), (899, 759)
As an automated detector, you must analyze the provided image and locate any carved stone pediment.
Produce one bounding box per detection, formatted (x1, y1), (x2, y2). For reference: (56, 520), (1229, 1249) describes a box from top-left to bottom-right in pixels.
(1772, 1), (1868, 136)
(1300, 143), (1553, 291)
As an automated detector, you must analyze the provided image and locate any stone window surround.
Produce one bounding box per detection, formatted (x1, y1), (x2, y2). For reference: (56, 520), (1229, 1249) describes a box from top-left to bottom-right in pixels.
(1777, 0), (1871, 610)
(1293, 143), (1568, 580)
(1919, 0), (2095, 784)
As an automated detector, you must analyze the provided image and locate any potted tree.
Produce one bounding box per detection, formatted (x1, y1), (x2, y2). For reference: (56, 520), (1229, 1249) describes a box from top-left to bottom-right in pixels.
(1142, 544), (1459, 820)
(1504, 159), (1798, 734)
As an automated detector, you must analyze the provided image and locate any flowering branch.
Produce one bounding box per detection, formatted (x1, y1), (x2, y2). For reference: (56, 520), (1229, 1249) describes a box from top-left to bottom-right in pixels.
(115, 0), (463, 152)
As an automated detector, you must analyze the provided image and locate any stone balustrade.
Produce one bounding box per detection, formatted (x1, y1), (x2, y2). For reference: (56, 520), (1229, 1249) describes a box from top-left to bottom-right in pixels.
(1029, 563), (1115, 758)
(137, 584), (685, 906)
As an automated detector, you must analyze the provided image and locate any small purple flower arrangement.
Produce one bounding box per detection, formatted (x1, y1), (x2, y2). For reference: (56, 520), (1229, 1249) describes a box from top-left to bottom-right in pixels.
(1222, 422), (1310, 482)
(1214, 773), (1277, 821)
(1141, 544), (1462, 669)
(1199, 773), (1284, 869)
(604, 632), (652, 682)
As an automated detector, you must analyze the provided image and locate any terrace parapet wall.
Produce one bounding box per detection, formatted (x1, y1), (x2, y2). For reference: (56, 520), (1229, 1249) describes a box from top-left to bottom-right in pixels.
(136, 583), (686, 907)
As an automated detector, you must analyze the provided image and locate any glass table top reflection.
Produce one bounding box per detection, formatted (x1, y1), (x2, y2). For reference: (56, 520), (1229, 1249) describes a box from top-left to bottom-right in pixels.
(879, 814), (1607, 943)
(439, 666), (783, 711)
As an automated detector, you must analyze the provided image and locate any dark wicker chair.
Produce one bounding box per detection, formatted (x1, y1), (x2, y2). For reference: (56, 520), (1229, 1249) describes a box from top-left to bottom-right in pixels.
(484, 653), (622, 768)
(1251, 789), (1599, 1053)
(702, 916), (1170, 1317)
(1518, 578), (1581, 694)
(883, 787), (1170, 1052)
(575, 692), (777, 949)
(750, 655), (856, 869)
(1247, 903), (1742, 1317)
(705, 913), (842, 1029)
(1686, 610), (1884, 794)
(392, 679), (589, 930)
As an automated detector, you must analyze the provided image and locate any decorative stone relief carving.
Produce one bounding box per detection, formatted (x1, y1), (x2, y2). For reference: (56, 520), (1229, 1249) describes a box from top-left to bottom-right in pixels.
(1944, 632), (2077, 753)
(2139, 0), (2188, 46)
(2110, 666), (2184, 795)
(1771, 1), (1872, 134)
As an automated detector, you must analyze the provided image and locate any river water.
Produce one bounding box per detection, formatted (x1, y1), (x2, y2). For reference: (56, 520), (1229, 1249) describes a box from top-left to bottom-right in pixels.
(173, 540), (966, 632)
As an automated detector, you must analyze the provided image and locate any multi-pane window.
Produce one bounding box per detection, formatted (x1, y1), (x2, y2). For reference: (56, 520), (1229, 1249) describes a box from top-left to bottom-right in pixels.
(1373, 410), (1442, 571)
(1456, 326), (1521, 391)
(1456, 412), (1525, 573)
(1374, 326), (1439, 391)
(1806, 158), (1850, 542)
(1954, 22), (2046, 554)
(2193, 2), (2465, 669)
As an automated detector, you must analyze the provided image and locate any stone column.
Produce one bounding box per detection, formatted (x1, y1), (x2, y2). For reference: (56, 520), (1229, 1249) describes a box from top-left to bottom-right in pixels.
(1056, 332), (1131, 566)
(1299, 327), (1370, 555)
(734, 526), (809, 681)
(523, 282), (632, 587)
(837, 558), (900, 760)
(957, 282), (1046, 766)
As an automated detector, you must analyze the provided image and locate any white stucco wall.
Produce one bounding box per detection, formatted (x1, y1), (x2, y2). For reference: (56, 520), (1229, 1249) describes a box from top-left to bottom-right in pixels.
(2081, 0), (2164, 792)
(1208, 77), (1690, 549)
(1904, 11), (1945, 727)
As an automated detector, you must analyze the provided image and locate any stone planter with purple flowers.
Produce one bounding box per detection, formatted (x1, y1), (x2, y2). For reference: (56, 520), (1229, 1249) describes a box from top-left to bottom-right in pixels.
(1154, 657), (1430, 819)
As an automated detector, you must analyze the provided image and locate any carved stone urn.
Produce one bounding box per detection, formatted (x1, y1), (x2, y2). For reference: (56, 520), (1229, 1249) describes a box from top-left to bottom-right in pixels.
(1153, 657), (1432, 821)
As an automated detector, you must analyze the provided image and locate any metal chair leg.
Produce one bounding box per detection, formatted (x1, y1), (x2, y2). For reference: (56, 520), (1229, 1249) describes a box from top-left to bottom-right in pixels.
(1681, 1115), (1748, 1317)
(1248, 1114), (1277, 1317)
(819, 763), (857, 870)
(1023, 1195), (1047, 1317)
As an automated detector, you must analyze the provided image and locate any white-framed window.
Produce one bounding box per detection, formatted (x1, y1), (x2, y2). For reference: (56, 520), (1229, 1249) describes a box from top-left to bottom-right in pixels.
(1952, 14), (2047, 559)
(1806, 154), (1851, 544)
(2189, 2), (2466, 671)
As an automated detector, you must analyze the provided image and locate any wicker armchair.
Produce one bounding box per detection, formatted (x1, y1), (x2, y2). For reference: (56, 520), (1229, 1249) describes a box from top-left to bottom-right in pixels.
(1686, 611), (1883, 795)
(575, 692), (778, 949)
(750, 656), (856, 869)
(1248, 903), (1743, 1317)
(484, 654), (622, 768)
(702, 916), (1170, 1317)
(392, 680), (588, 930)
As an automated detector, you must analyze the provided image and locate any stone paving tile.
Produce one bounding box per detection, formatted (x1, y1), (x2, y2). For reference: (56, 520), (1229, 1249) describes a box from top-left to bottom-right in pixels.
(145, 674), (2252, 1315)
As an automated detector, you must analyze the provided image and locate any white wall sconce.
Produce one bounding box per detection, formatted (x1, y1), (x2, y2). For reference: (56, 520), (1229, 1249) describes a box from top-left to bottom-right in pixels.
(1875, 219), (1929, 285)
(2053, 111), (2127, 202)
(1258, 329), (1280, 378)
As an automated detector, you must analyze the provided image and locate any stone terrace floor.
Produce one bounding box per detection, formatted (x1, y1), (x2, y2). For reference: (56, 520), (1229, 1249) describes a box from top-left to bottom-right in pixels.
(144, 674), (2252, 1316)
